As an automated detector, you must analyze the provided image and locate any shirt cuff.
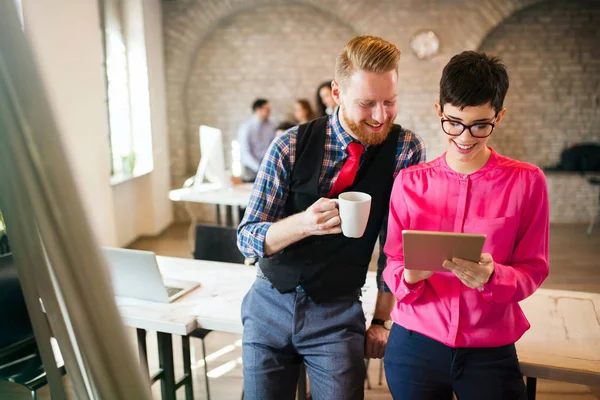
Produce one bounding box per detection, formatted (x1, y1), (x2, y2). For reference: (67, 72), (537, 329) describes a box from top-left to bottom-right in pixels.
(477, 264), (500, 303)
(251, 222), (272, 258)
(398, 270), (426, 303)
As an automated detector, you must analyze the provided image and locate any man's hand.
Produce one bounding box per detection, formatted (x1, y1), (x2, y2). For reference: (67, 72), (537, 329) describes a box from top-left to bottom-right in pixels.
(365, 324), (389, 359)
(263, 198), (340, 256)
(300, 198), (341, 236)
(442, 253), (495, 289)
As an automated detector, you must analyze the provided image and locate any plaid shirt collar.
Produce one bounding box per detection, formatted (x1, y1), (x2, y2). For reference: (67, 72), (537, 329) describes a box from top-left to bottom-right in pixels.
(330, 106), (356, 151)
(330, 106), (371, 151)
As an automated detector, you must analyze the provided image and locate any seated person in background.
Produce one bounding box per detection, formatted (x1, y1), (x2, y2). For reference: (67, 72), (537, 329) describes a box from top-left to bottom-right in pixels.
(293, 99), (314, 124)
(316, 81), (336, 117)
(382, 51), (550, 400)
(238, 99), (277, 182)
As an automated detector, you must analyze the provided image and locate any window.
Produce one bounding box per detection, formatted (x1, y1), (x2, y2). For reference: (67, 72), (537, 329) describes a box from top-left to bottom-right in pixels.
(100, 0), (153, 181)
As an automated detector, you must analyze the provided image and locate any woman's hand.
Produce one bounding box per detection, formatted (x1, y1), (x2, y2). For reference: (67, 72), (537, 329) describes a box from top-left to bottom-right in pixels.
(442, 253), (495, 289)
(403, 269), (434, 285)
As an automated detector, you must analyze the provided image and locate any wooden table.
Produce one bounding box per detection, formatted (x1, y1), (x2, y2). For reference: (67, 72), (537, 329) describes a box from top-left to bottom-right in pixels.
(116, 257), (255, 400)
(168, 183), (253, 251)
(116, 257), (373, 400)
(517, 289), (600, 398)
(117, 256), (600, 399)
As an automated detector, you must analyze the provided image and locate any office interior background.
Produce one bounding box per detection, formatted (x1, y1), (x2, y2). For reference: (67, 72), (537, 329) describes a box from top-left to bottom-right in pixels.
(1, 0), (599, 399)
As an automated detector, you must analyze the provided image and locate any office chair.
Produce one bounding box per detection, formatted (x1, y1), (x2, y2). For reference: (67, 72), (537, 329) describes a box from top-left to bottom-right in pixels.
(0, 231), (10, 255)
(193, 224), (246, 264)
(0, 253), (66, 399)
(588, 177), (600, 235)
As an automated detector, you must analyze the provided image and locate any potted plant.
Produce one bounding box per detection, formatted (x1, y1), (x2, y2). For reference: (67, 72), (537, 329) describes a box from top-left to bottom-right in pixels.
(121, 151), (137, 176)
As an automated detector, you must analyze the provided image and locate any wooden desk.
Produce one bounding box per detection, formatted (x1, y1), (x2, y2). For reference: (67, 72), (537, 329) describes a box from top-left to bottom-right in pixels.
(517, 289), (600, 397)
(118, 256), (600, 399)
(116, 257), (254, 400)
(117, 256), (368, 400)
(118, 257), (255, 335)
(168, 184), (253, 208)
(168, 184), (253, 251)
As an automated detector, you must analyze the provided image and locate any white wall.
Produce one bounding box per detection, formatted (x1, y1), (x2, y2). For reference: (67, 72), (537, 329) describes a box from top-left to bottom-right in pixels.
(112, 0), (173, 245)
(22, 0), (118, 246)
(143, 0), (173, 236)
(22, 0), (172, 247)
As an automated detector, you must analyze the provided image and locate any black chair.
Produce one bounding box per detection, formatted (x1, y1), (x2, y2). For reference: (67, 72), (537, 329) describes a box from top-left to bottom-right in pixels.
(587, 177), (600, 235)
(0, 253), (66, 399)
(0, 231), (10, 255)
(193, 224), (246, 264)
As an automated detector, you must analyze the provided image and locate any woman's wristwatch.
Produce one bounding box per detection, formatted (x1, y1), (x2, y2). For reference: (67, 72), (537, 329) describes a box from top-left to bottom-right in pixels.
(371, 318), (392, 330)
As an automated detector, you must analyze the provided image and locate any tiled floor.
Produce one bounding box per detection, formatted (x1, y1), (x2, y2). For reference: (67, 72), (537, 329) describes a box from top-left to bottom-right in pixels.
(1, 223), (599, 399)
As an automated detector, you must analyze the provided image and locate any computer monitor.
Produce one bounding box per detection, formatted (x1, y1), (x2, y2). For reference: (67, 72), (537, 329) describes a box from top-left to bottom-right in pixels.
(194, 125), (230, 189)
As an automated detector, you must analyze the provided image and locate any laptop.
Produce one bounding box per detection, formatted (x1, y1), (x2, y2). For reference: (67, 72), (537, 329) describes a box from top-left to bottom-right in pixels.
(102, 247), (200, 303)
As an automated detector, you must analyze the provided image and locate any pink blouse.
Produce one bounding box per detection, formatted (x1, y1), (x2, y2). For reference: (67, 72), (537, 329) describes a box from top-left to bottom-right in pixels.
(383, 149), (549, 348)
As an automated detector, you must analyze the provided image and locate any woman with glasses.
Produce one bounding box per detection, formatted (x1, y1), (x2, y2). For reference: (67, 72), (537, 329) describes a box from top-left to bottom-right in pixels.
(382, 51), (550, 400)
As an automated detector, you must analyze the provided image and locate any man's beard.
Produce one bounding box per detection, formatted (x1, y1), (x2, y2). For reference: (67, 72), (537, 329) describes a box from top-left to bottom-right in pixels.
(341, 106), (394, 146)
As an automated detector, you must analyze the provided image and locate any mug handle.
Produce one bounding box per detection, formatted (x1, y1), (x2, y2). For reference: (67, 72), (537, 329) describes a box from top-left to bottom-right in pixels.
(330, 198), (339, 208)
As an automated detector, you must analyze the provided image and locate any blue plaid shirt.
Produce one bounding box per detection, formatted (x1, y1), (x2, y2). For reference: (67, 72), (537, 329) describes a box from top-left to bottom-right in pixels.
(237, 107), (426, 292)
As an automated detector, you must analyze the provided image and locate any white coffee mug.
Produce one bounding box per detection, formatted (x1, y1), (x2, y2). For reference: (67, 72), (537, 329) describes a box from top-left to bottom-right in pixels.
(332, 191), (372, 238)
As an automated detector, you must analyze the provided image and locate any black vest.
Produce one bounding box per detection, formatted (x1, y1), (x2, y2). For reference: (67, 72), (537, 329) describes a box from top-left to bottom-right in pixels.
(259, 117), (400, 303)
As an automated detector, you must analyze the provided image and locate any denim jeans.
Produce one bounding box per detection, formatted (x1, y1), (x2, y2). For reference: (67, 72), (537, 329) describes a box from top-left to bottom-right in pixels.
(241, 278), (366, 400)
(384, 324), (527, 400)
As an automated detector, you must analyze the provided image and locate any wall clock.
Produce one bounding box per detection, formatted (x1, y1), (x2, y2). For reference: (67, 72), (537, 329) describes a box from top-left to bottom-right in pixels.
(409, 30), (440, 60)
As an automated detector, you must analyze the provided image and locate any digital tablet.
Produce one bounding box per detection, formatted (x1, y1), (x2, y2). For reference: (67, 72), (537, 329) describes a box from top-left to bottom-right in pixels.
(402, 230), (486, 272)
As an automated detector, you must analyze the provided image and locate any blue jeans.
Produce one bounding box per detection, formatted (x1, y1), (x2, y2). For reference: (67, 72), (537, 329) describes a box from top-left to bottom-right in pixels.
(241, 278), (366, 400)
(384, 324), (527, 400)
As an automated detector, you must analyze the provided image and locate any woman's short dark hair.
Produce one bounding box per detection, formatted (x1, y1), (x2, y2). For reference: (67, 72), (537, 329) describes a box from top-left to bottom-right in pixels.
(439, 51), (509, 114)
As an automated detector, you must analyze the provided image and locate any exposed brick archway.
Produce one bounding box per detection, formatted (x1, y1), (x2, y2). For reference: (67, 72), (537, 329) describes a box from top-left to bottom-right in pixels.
(163, 0), (545, 189)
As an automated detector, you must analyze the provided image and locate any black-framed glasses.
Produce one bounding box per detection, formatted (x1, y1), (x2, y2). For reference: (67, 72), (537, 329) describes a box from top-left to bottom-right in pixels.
(441, 117), (497, 138)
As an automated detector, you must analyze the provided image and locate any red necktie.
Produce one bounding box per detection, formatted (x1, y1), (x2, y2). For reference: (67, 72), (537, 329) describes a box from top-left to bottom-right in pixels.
(328, 142), (364, 198)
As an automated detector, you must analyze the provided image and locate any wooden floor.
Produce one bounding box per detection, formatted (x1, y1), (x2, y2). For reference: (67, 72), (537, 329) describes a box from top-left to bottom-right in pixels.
(1, 223), (599, 399)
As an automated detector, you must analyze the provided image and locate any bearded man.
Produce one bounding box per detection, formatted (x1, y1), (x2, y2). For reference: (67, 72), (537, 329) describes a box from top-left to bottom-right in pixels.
(237, 35), (425, 400)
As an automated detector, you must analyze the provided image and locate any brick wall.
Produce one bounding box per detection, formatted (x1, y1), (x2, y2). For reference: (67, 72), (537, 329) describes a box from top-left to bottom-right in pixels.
(481, 0), (600, 168)
(186, 3), (356, 173)
(480, 0), (600, 222)
(163, 0), (599, 223)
